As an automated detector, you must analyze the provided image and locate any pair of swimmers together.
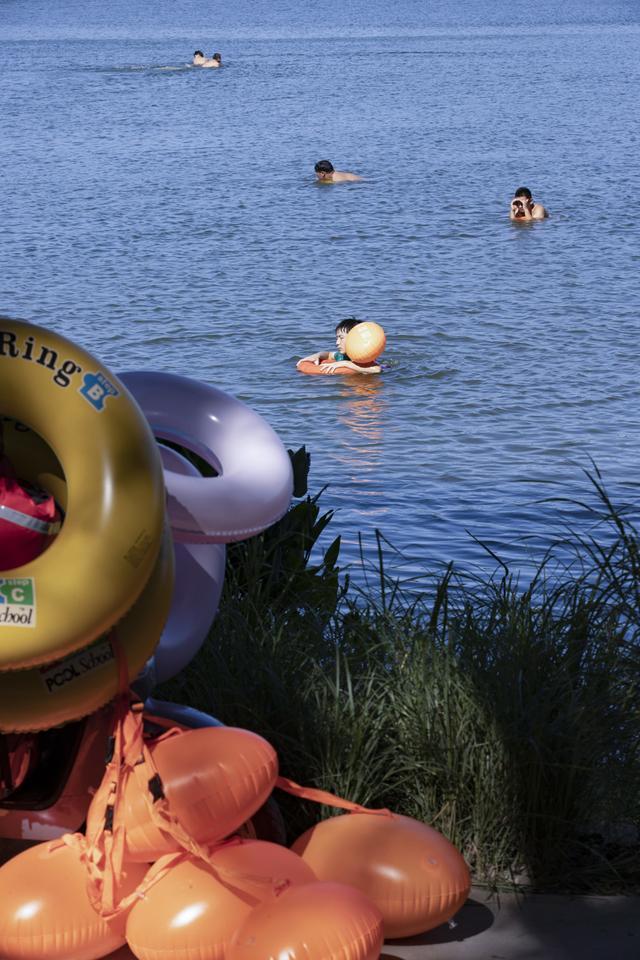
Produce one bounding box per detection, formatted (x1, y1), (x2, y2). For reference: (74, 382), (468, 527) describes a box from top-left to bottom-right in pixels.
(192, 51), (221, 68)
(316, 162), (549, 221)
(297, 318), (382, 376)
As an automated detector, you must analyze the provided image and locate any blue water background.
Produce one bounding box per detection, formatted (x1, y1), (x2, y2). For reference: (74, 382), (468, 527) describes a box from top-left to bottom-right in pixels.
(1, 0), (639, 586)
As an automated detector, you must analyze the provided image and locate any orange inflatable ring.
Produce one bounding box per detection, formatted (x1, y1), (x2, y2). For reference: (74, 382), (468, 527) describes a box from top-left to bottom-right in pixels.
(297, 359), (377, 376)
(0, 525), (174, 733)
(0, 318), (165, 670)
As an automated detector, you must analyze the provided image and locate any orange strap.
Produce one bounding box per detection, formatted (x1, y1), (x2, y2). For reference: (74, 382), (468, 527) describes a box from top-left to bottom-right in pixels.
(275, 775), (392, 817)
(87, 643), (135, 914)
(70, 639), (391, 920)
(74, 639), (297, 919)
(126, 738), (296, 898)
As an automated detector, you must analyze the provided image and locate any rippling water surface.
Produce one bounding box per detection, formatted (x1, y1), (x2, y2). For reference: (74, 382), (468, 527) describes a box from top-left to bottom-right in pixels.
(1, 0), (639, 583)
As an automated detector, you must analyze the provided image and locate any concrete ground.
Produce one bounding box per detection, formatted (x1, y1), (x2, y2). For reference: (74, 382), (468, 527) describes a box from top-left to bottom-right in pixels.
(102, 887), (640, 960)
(382, 888), (640, 960)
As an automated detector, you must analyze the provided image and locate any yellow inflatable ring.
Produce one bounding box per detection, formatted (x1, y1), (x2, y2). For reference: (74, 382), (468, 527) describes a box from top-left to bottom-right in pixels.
(0, 318), (165, 670)
(0, 525), (174, 733)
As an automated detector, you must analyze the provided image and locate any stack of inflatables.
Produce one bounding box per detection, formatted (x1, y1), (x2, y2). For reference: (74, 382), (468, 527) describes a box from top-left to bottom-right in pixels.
(0, 708), (470, 960)
(0, 319), (470, 960)
(0, 319), (172, 734)
(0, 318), (293, 733)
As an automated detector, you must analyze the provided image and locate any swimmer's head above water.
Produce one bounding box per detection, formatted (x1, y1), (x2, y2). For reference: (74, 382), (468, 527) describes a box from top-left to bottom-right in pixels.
(314, 160), (335, 182)
(296, 316), (382, 375)
(334, 317), (363, 356)
(202, 52), (222, 67)
(314, 160), (362, 183)
(512, 187), (534, 218)
(510, 186), (549, 221)
(193, 50), (221, 67)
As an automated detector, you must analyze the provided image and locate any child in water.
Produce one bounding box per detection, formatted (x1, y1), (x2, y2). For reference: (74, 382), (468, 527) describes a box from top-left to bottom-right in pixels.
(297, 318), (382, 375)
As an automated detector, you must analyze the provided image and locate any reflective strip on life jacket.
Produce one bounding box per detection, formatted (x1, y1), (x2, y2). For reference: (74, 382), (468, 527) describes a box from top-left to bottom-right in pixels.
(0, 503), (61, 535)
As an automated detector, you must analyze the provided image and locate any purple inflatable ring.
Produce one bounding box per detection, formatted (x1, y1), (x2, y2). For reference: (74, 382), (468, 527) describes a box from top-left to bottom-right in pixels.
(141, 445), (226, 686)
(120, 371), (293, 544)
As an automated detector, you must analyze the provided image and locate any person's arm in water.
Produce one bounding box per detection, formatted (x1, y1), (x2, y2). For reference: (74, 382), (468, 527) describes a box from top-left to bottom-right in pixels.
(320, 359), (381, 375)
(297, 350), (335, 367)
(531, 203), (548, 219)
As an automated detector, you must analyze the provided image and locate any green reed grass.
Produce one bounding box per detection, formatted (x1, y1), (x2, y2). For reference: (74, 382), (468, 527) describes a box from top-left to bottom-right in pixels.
(160, 452), (640, 893)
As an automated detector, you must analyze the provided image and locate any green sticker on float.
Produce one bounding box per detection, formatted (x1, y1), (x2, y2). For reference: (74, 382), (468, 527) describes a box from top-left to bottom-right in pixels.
(0, 578), (36, 627)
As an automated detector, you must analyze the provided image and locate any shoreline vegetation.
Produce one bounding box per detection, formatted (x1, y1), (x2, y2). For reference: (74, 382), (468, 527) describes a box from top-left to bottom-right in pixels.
(160, 448), (640, 895)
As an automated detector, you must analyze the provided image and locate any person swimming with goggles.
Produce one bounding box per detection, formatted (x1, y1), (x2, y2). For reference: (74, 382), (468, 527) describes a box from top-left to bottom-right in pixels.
(510, 186), (548, 221)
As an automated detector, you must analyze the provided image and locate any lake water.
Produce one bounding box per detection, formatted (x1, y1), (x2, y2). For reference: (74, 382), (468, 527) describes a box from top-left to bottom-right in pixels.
(1, 0), (639, 587)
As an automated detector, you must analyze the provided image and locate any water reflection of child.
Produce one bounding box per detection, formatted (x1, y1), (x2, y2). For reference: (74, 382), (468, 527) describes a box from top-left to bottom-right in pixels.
(297, 319), (382, 375)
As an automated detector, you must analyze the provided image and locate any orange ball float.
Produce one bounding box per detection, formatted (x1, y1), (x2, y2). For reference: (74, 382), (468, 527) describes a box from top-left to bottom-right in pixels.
(344, 322), (386, 364)
(292, 813), (470, 938)
(126, 840), (316, 960)
(228, 881), (383, 960)
(0, 840), (148, 960)
(86, 727), (278, 862)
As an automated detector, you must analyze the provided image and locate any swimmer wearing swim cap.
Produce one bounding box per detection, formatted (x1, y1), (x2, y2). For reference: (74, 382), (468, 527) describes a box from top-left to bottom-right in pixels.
(314, 160), (362, 183)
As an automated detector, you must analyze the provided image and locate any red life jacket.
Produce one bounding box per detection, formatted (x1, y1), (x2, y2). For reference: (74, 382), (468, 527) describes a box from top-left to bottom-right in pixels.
(0, 455), (62, 570)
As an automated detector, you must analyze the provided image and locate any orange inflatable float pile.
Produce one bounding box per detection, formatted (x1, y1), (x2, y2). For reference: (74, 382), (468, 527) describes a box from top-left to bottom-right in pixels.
(0, 694), (470, 960)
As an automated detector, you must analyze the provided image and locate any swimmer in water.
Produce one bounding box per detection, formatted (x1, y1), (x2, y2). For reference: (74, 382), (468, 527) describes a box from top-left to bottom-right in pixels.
(193, 51), (221, 67)
(201, 52), (222, 68)
(314, 160), (362, 183)
(297, 318), (382, 375)
(510, 186), (549, 221)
